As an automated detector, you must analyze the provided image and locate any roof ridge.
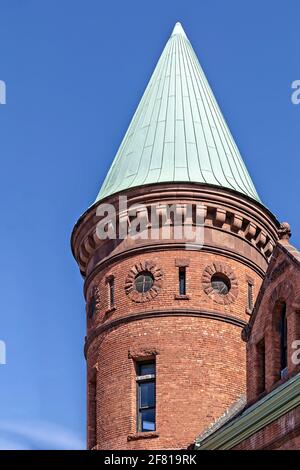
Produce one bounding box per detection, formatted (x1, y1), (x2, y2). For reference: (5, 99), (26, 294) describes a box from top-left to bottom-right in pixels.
(278, 240), (300, 266)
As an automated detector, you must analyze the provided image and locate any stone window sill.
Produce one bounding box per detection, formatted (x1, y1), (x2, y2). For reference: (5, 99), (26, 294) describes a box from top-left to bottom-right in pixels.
(127, 431), (159, 442)
(103, 306), (116, 321)
(105, 306), (116, 315)
(174, 294), (190, 300)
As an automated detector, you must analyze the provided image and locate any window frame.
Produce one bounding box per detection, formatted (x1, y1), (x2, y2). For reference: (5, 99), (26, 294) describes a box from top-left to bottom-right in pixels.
(134, 272), (154, 294)
(280, 303), (288, 374)
(136, 361), (156, 433)
(179, 267), (186, 296)
(211, 272), (231, 295)
(247, 281), (254, 313)
(108, 277), (115, 309)
(272, 300), (288, 382)
(256, 338), (266, 395)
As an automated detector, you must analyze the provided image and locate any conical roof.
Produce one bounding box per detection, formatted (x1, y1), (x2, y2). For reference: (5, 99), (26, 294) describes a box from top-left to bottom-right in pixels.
(96, 22), (260, 202)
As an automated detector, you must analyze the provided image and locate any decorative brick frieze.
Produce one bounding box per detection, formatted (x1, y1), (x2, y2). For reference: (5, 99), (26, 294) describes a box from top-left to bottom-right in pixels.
(76, 202), (276, 274)
(71, 184), (279, 278)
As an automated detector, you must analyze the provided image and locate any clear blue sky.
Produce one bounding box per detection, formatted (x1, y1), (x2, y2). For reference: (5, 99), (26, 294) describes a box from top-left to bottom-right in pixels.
(0, 0), (299, 449)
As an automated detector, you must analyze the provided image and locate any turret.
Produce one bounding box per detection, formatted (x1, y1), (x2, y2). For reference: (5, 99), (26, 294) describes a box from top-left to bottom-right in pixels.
(71, 23), (279, 450)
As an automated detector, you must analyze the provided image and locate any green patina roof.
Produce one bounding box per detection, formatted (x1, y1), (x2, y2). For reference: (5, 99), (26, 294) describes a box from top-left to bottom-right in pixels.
(96, 22), (260, 202)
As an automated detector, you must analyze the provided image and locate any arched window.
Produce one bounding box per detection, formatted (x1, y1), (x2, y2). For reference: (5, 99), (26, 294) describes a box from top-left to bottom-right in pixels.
(255, 338), (265, 396)
(280, 303), (288, 373)
(272, 300), (288, 382)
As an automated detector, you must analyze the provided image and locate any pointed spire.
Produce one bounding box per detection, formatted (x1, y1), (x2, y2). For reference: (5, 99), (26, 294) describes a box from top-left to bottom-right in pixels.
(171, 22), (187, 39)
(96, 24), (260, 203)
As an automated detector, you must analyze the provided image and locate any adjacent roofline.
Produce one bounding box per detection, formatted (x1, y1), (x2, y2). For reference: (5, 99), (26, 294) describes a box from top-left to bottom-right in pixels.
(195, 372), (300, 450)
(279, 240), (300, 267)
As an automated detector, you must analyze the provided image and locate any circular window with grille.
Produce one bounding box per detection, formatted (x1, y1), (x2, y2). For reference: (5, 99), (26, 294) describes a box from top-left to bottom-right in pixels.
(202, 263), (238, 305)
(211, 273), (231, 295)
(125, 261), (163, 303)
(134, 272), (154, 293)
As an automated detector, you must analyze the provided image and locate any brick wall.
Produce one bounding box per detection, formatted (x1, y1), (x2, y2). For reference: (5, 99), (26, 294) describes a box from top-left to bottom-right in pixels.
(71, 184), (279, 450)
(234, 405), (300, 450)
(245, 243), (300, 405)
(88, 317), (246, 449)
(86, 250), (262, 449)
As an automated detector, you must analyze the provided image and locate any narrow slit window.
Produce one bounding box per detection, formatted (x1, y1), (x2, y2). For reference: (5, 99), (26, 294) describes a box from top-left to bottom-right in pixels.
(247, 282), (254, 313)
(108, 277), (115, 308)
(179, 267), (186, 296)
(136, 361), (156, 432)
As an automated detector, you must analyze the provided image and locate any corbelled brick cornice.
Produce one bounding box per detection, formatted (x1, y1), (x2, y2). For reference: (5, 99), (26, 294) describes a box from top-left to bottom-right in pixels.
(71, 183), (280, 281)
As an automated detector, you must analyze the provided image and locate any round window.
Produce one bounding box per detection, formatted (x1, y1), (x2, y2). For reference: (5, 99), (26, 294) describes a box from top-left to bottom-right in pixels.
(134, 272), (154, 293)
(211, 273), (231, 295)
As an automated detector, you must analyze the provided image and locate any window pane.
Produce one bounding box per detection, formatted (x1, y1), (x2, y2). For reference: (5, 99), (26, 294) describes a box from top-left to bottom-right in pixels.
(139, 363), (155, 376)
(248, 283), (253, 310)
(211, 273), (231, 295)
(179, 268), (186, 295)
(109, 280), (114, 307)
(140, 381), (155, 408)
(135, 272), (154, 293)
(280, 304), (287, 371)
(141, 408), (155, 431)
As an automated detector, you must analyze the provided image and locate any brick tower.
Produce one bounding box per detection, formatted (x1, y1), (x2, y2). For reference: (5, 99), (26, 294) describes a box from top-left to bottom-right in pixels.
(71, 23), (279, 449)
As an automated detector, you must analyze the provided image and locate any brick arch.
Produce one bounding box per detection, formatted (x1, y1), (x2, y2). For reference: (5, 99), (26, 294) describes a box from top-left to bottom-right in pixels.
(292, 289), (300, 311)
(269, 280), (294, 311)
(269, 290), (289, 385)
(272, 299), (287, 328)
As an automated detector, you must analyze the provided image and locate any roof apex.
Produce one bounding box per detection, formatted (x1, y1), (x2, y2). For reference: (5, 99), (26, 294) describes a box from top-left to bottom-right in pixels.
(171, 22), (187, 38)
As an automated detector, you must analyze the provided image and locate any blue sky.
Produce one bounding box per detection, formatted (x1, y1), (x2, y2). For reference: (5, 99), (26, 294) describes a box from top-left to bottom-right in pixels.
(0, 0), (299, 449)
